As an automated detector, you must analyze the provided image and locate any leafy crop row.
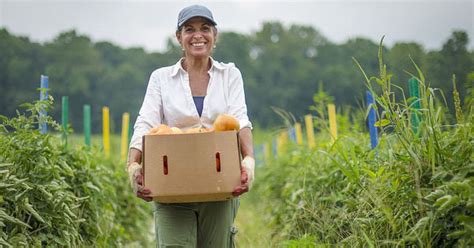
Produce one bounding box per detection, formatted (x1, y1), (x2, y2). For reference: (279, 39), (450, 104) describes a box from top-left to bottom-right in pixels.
(254, 45), (473, 247)
(0, 98), (152, 247)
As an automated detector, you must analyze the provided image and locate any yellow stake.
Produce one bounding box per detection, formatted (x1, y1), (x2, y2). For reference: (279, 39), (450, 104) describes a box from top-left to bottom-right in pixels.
(277, 131), (288, 156)
(102, 107), (110, 157)
(263, 142), (270, 162)
(294, 122), (303, 145)
(328, 104), (338, 141)
(120, 112), (130, 162)
(304, 115), (315, 148)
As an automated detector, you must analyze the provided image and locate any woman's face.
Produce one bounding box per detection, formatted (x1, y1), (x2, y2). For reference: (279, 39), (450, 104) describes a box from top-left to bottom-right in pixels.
(177, 17), (217, 59)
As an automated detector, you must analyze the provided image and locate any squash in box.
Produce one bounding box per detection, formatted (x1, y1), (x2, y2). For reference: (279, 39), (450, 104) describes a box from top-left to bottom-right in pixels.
(213, 114), (240, 131)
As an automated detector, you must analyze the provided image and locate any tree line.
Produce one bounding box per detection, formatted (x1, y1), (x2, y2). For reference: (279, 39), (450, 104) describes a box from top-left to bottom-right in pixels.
(0, 22), (472, 132)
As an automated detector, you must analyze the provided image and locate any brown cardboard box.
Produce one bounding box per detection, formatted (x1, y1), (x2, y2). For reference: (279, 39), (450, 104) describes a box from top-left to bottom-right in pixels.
(142, 130), (241, 203)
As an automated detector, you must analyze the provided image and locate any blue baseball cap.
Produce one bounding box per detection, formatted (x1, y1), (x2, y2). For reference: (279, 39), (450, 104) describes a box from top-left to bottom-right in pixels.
(177, 5), (217, 30)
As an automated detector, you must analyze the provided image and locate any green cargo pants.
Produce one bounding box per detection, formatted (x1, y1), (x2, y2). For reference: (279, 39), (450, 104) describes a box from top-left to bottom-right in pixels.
(153, 198), (239, 248)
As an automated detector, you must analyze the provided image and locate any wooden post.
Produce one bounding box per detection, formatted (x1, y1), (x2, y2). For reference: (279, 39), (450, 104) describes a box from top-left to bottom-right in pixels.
(328, 104), (337, 141)
(83, 105), (91, 147)
(102, 107), (110, 157)
(120, 112), (130, 161)
(304, 114), (315, 148)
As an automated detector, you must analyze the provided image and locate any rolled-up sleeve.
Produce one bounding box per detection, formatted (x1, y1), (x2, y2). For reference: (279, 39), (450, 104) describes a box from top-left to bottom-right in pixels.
(227, 67), (252, 130)
(129, 71), (163, 151)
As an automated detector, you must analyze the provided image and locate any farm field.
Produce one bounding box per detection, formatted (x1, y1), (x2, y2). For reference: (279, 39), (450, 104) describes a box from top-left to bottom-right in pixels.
(2, 84), (473, 247)
(1, 51), (473, 247)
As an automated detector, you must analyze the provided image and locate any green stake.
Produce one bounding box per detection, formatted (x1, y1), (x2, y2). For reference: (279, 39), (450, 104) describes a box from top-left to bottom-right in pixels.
(84, 105), (91, 147)
(409, 77), (421, 134)
(62, 96), (69, 147)
(128, 120), (133, 145)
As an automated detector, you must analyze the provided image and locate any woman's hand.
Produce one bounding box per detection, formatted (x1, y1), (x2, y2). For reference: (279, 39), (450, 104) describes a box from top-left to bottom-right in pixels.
(232, 156), (255, 197)
(128, 162), (153, 202)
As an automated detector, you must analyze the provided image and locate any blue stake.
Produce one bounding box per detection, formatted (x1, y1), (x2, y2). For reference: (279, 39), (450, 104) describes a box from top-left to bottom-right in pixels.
(253, 144), (264, 167)
(39, 75), (49, 134)
(366, 91), (378, 149)
(288, 127), (296, 142)
(272, 138), (277, 158)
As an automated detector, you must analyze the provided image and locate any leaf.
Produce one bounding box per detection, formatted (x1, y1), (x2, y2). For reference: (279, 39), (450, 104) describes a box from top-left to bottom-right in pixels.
(362, 168), (377, 179)
(0, 236), (12, 248)
(434, 194), (452, 207)
(374, 119), (390, 127)
(446, 230), (466, 239)
(24, 202), (46, 224)
(425, 189), (446, 201)
(85, 182), (101, 193)
(437, 195), (460, 215)
(448, 180), (470, 194)
(0, 209), (31, 228)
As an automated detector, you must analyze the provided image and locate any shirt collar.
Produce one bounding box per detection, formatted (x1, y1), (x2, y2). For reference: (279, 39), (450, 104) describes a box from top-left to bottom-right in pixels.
(171, 57), (225, 77)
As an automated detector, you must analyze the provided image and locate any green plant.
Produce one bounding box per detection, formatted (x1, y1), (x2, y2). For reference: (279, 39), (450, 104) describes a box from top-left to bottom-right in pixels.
(251, 40), (473, 247)
(0, 97), (153, 247)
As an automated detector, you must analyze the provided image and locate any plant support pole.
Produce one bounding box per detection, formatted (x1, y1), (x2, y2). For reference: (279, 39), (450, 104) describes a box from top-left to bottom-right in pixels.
(328, 104), (338, 141)
(39, 75), (49, 134)
(83, 105), (91, 147)
(304, 114), (315, 148)
(102, 107), (110, 157)
(62, 96), (69, 146)
(366, 91), (378, 149)
(294, 122), (303, 145)
(120, 112), (130, 162)
(409, 77), (421, 134)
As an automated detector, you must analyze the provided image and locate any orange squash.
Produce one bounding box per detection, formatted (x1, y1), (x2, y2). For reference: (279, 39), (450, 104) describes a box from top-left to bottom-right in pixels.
(201, 127), (215, 133)
(213, 114), (240, 131)
(171, 127), (183, 134)
(185, 127), (202, 134)
(148, 126), (160, 135)
(147, 124), (173, 135)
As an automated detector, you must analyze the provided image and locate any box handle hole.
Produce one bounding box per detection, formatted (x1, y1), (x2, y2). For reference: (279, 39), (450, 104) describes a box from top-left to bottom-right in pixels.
(163, 155), (168, 175)
(216, 152), (221, 172)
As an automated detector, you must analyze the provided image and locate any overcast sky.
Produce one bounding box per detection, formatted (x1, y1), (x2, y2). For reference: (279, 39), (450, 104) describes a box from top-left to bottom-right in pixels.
(0, 0), (472, 52)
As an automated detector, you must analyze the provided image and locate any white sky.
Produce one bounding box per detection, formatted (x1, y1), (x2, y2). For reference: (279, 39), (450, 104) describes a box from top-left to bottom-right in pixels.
(0, 0), (473, 52)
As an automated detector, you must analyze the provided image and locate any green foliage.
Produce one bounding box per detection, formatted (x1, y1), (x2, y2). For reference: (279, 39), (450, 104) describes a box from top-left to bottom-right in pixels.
(252, 44), (473, 246)
(0, 99), (152, 246)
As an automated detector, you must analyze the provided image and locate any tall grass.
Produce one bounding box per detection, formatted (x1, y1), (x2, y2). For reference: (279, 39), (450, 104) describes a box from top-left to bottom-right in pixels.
(251, 43), (473, 247)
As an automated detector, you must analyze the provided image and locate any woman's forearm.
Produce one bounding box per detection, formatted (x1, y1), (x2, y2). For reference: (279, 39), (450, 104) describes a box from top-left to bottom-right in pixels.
(127, 148), (143, 168)
(239, 127), (254, 158)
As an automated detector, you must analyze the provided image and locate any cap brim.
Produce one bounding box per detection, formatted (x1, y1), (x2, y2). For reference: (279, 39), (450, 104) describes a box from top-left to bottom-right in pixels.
(178, 15), (217, 29)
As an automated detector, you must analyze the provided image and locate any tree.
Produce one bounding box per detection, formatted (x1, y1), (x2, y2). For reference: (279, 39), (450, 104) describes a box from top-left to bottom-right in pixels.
(425, 31), (473, 109)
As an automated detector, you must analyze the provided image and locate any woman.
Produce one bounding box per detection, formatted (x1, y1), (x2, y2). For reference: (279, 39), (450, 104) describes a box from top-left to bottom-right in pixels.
(126, 4), (255, 248)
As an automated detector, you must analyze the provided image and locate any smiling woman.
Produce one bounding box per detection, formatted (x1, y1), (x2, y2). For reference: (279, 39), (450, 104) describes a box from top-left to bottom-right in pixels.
(126, 4), (255, 248)
(178, 18), (216, 59)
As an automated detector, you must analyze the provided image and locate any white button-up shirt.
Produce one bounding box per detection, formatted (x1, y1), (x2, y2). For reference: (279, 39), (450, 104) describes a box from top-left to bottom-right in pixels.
(129, 58), (252, 151)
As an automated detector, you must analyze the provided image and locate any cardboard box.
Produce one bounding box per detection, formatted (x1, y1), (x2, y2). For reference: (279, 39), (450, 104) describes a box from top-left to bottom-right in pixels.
(142, 130), (241, 203)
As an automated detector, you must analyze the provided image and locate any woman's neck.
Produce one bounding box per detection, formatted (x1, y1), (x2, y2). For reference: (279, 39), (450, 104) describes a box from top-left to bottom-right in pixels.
(182, 57), (211, 73)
